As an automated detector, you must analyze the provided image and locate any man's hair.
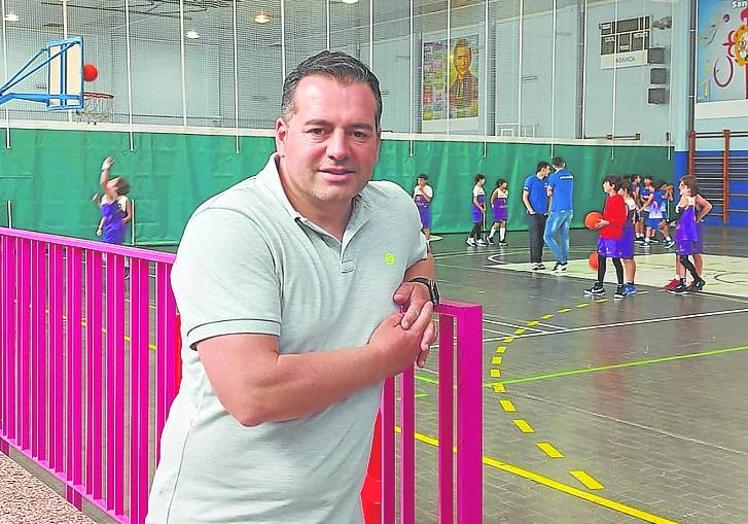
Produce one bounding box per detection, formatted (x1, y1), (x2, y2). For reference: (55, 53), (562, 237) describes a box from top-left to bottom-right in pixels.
(280, 50), (382, 130)
(551, 156), (565, 168)
(679, 175), (700, 196)
(536, 161), (550, 172)
(115, 177), (130, 196)
(454, 39), (471, 56)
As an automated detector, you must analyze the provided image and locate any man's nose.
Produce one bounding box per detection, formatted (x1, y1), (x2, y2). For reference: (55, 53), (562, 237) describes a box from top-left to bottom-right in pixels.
(326, 129), (350, 160)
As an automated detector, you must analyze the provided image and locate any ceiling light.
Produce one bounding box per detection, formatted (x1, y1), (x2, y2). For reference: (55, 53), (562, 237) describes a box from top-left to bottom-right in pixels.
(341, 0), (359, 4)
(185, 30), (200, 39)
(253, 10), (272, 24)
(4, 12), (19, 22)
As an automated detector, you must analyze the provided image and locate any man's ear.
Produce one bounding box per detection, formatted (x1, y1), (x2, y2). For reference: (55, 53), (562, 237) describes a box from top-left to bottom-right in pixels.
(275, 118), (288, 157)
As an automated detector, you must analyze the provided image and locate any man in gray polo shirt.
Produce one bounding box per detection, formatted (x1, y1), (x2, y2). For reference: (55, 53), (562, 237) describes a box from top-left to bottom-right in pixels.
(146, 52), (437, 523)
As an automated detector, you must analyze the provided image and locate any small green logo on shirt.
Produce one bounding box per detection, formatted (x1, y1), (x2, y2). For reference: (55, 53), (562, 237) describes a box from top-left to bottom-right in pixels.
(384, 252), (396, 265)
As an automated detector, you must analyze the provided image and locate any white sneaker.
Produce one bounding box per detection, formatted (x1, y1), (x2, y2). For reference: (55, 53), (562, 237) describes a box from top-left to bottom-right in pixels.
(476, 239), (488, 246)
(466, 237), (476, 246)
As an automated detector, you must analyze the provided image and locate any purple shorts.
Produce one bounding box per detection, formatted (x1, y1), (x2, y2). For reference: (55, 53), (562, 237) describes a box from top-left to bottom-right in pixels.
(617, 223), (635, 260)
(492, 206), (508, 222)
(597, 237), (620, 258)
(418, 205), (432, 229)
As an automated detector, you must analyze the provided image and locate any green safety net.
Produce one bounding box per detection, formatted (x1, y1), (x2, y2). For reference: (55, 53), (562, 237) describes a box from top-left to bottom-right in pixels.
(0, 128), (673, 245)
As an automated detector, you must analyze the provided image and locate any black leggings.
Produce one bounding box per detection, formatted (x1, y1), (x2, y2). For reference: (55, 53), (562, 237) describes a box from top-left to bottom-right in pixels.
(470, 222), (483, 240)
(598, 255), (624, 285)
(679, 255), (700, 280)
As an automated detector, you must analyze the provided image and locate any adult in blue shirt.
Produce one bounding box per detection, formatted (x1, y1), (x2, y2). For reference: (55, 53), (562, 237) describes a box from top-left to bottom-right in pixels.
(522, 161), (551, 270)
(543, 156), (574, 273)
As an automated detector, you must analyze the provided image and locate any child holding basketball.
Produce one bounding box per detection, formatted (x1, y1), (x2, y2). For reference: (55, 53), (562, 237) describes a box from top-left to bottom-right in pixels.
(585, 176), (627, 299)
(466, 174), (487, 246)
(94, 156), (132, 245)
(488, 178), (509, 246)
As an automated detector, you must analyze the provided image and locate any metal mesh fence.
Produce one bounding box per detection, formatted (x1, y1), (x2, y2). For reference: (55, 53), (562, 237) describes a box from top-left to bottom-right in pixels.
(0, 0), (677, 143)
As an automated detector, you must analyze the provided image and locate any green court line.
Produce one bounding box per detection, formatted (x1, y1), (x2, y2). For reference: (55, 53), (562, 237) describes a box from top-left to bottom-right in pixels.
(415, 345), (748, 389)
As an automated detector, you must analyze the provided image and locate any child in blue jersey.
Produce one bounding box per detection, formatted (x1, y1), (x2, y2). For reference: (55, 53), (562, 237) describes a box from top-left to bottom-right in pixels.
(488, 178), (509, 246)
(466, 174), (487, 246)
(94, 156), (132, 245)
(655, 180), (675, 248)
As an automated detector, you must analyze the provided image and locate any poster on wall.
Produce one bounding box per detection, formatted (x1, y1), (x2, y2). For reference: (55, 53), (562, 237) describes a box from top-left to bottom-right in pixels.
(422, 34), (480, 129)
(695, 0), (748, 118)
(422, 40), (448, 121)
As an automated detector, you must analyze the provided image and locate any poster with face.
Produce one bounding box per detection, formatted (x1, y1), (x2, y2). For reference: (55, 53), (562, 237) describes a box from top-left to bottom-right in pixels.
(696, 0), (748, 117)
(422, 34), (479, 121)
(449, 35), (479, 119)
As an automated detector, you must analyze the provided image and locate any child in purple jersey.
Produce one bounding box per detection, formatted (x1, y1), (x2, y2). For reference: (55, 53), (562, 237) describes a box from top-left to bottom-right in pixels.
(666, 176), (713, 295)
(413, 174), (434, 241)
(488, 178), (509, 246)
(466, 174), (487, 246)
(94, 156), (132, 245)
(618, 180), (637, 295)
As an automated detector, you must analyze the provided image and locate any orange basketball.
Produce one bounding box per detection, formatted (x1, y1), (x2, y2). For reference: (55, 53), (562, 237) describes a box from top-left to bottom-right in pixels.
(83, 63), (98, 82)
(588, 251), (599, 270)
(584, 211), (602, 230)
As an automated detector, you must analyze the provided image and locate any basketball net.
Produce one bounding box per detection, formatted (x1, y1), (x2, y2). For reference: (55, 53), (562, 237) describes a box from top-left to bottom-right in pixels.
(74, 91), (113, 124)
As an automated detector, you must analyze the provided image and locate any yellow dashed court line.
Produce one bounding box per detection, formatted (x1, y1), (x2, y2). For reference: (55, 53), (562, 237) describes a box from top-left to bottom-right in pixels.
(537, 442), (564, 458)
(575, 303), (591, 309)
(558, 307), (572, 313)
(512, 419), (534, 433)
(496, 345), (507, 353)
(541, 314), (554, 320)
(490, 369), (501, 378)
(595, 299), (608, 304)
(499, 399), (516, 412)
(492, 356), (502, 365)
(570, 470), (605, 490)
(403, 430), (677, 523)
(493, 383), (505, 393)
(503, 336), (514, 343)
(514, 328), (526, 335)
(526, 320), (539, 327)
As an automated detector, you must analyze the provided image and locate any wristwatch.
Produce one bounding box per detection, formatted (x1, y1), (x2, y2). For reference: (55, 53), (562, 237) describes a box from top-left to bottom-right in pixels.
(409, 277), (440, 306)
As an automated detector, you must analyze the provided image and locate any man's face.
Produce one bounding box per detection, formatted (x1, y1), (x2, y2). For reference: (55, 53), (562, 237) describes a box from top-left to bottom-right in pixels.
(454, 46), (471, 76)
(275, 75), (381, 212)
(539, 166), (550, 177)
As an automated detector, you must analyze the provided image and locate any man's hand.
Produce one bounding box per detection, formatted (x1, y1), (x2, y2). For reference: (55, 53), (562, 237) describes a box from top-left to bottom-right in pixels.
(369, 301), (435, 374)
(393, 280), (437, 367)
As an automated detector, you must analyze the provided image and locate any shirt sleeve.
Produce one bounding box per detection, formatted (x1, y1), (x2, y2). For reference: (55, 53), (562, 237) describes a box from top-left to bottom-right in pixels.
(171, 207), (282, 350)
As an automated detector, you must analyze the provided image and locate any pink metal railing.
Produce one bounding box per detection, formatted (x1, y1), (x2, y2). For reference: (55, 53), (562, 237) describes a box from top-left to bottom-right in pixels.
(0, 226), (482, 524)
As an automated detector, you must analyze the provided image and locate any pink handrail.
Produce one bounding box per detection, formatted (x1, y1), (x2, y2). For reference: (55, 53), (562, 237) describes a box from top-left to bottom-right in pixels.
(0, 227), (483, 524)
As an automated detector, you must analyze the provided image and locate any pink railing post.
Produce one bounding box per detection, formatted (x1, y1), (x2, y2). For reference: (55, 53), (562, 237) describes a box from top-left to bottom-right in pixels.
(3, 237), (17, 443)
(32, 240), (48, 463)
(86, 250), (103, 500)
(50, 244), (64, 472)
(400, 367), (416, 524)
(437, 312), (455, 522)
(455, 304), (483, 524)
(381, 377), (396, 524)
(18, 238), (31, 451)
(66, 246), (84, 508)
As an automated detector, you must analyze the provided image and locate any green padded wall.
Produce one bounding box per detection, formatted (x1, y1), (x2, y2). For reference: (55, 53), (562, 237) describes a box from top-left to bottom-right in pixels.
(0, 128), (673, 245)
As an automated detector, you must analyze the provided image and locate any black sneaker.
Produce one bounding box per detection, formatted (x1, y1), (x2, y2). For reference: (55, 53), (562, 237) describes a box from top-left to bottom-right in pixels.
(584, 283), (605, 296)
(498, 240), (508, 246)
(667, 281), (688, 294)
(537, 263), (546, 270)
(614, 285), (626, 299)
(664, 239), (676, 249)
(686, 278), (706, 292)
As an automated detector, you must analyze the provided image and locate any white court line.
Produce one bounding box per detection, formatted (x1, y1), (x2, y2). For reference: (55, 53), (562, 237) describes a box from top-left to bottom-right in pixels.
(482, 317), (558, 334)
(483, 308), (748, 343)
(483, 313), (564, 331)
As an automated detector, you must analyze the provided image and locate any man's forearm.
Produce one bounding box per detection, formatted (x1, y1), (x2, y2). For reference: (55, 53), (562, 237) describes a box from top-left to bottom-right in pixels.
(403, 253), (436, 282)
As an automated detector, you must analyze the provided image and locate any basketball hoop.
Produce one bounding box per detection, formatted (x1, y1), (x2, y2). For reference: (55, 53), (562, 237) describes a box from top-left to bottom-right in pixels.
(74, 91), (113, 124)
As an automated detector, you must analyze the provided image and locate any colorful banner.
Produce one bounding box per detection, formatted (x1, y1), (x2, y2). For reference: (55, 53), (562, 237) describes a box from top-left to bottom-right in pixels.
(696, 0), (748, 117)
(422, 35), (479, 121)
